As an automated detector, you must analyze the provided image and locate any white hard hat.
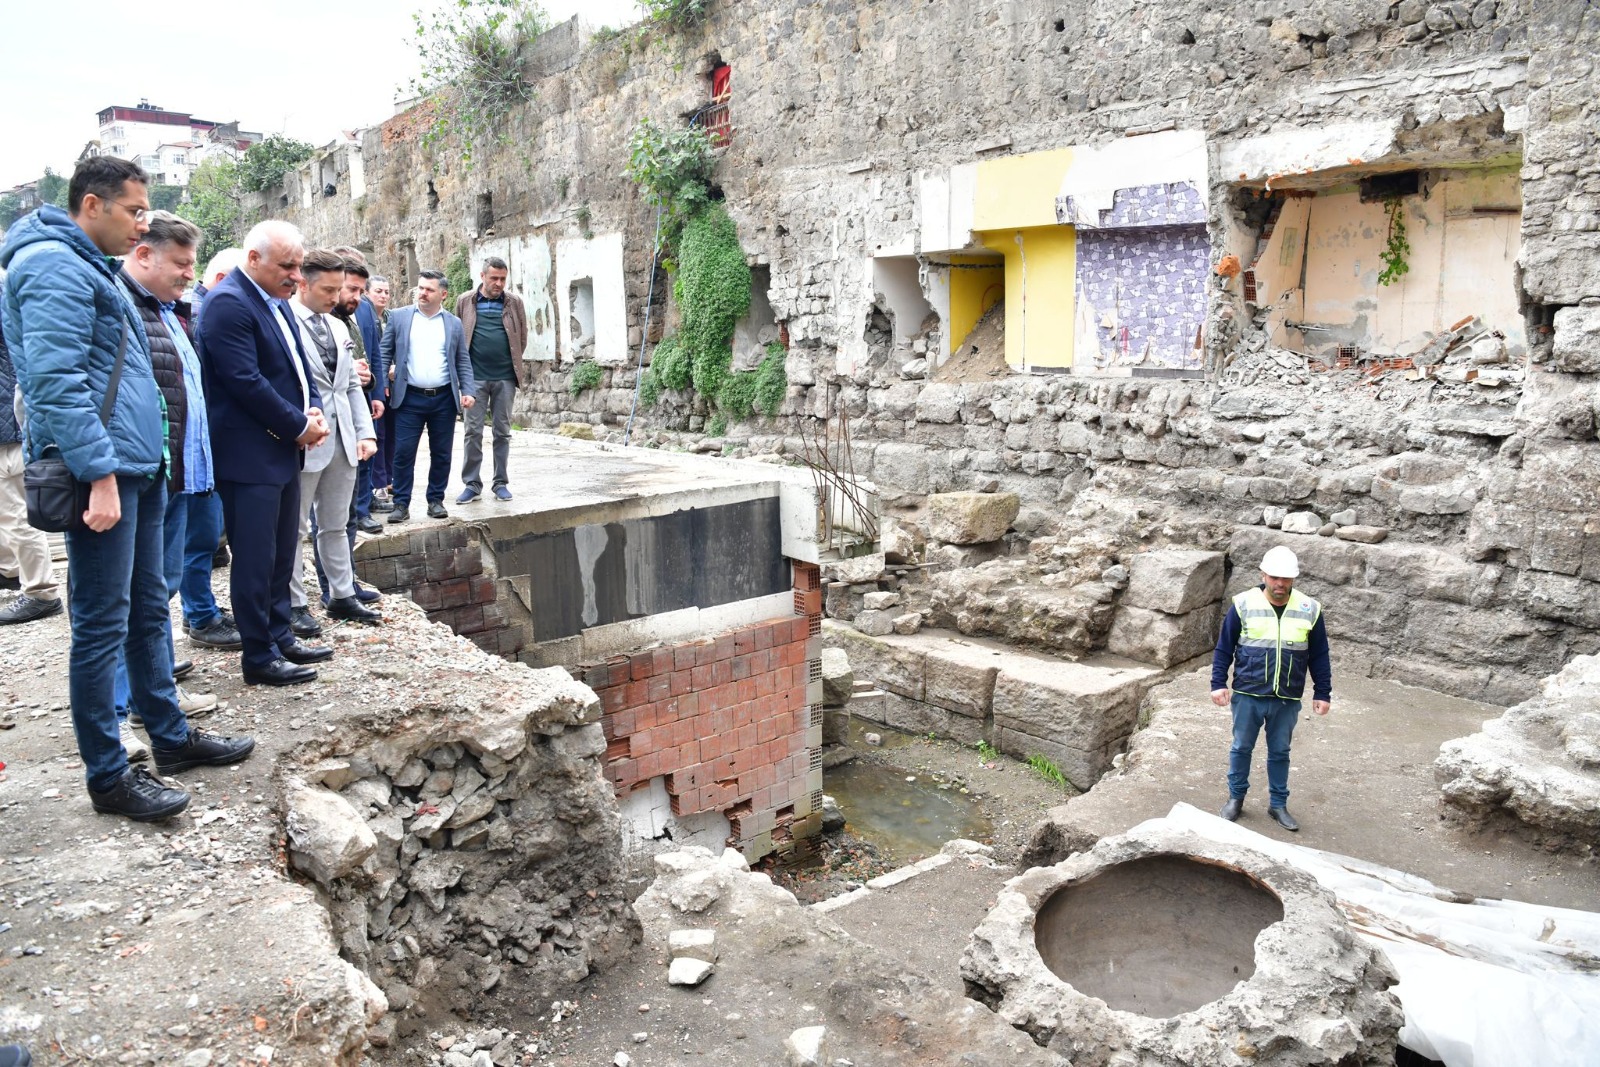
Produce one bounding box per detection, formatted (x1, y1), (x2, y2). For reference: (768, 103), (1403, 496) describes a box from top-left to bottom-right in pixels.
(1261, 546), (1299, 578)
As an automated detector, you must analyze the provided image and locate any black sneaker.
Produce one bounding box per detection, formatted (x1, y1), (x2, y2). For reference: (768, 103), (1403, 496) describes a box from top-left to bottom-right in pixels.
(290, 606), (324, 638)
(152, 729), (256, 775)
(188, 617), (244, 650)
(0, 595), (63, 625)
(212, 544), (231, 569)
(88, 766), (190, 822)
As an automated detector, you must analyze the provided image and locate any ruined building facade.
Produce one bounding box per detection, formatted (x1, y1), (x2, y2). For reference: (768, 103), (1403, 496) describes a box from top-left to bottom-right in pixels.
(267, 0), (1600, 705)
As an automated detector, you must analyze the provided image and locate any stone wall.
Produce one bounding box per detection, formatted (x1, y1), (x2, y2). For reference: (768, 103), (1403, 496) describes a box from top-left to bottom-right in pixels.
(263, 0), (1600, 703)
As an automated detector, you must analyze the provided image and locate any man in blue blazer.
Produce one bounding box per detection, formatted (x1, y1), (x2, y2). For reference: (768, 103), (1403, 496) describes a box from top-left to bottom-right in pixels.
(380, 270), (476, 522)
(195, 220), (335, 687)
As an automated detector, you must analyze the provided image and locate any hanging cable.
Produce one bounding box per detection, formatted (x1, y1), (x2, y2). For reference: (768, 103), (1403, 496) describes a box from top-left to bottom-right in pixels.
(623, 204), (664, 447)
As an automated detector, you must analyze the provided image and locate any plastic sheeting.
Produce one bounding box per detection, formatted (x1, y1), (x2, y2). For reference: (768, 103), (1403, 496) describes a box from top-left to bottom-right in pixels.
(1141, 804), (1600, 1067)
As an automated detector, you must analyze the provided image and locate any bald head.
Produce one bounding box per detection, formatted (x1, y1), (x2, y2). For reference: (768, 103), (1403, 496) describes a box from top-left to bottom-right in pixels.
(242, 220), (305, 300)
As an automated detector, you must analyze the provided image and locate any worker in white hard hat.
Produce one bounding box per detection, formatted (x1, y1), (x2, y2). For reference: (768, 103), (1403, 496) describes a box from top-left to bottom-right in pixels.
(1209, 545), (1331, 832)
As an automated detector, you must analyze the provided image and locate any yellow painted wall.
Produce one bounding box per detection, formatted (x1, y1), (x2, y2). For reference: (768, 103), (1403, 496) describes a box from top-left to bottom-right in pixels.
(978, 226), (1077, 369)
(973, 148), (1075, 230)
(947, 254), (1006, 353)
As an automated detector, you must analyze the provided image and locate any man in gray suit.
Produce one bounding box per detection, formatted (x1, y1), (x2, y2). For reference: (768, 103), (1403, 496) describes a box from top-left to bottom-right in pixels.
(287, 249), (380, 630)
(381, 270), (476, 523)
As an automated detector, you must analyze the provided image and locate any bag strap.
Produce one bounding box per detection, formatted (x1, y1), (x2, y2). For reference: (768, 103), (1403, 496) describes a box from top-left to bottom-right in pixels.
(97, 319), (128, 427)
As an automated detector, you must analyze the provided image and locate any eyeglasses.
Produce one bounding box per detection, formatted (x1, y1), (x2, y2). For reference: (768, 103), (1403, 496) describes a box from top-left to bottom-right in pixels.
(106, 200), (150, 223)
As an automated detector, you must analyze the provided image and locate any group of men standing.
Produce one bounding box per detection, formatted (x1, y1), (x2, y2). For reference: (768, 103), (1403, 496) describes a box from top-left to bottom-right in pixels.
(0, 154), (528, 823)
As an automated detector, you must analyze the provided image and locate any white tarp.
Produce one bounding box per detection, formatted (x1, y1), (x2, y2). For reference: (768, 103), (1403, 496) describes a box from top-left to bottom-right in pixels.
(1141, 804), (1600, 1067)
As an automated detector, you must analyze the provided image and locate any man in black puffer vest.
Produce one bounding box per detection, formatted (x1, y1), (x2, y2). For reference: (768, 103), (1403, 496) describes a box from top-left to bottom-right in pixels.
(113, 211), (221, 756)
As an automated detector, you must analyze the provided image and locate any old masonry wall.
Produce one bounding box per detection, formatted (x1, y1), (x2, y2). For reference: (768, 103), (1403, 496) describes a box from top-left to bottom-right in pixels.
(265, 0), (1600, 704)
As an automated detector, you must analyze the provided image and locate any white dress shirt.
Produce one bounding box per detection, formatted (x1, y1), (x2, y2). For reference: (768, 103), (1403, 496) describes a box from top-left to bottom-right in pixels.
(407, 308), (449, 388)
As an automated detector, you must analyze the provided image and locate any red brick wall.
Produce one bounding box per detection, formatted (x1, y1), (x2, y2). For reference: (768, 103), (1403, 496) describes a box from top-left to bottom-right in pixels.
(579, 561), (825, 859)
(352, 527), (526, 659)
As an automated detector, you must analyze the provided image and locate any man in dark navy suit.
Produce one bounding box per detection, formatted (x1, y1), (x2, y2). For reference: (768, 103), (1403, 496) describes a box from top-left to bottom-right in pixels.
(195, 221), (334, 686)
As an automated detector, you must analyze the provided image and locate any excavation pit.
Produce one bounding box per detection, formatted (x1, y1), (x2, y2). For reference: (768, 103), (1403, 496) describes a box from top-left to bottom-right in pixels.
(962, 820), (1402, 1067)
(1033, 854), (1282, 1017)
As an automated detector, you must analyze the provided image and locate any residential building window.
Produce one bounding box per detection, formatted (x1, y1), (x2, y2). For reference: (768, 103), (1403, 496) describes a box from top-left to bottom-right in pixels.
(705, 63), (732, 147)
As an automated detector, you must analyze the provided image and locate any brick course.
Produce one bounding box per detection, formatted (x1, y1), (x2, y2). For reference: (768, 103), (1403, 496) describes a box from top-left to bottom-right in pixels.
(353, 526), (526, 659)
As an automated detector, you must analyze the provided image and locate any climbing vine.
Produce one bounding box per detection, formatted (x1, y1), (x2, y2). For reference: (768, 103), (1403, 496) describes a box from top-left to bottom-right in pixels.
(445, 245), (473, 299)
(1378, 196), (1411, 287)
(639, 0), (710, 29)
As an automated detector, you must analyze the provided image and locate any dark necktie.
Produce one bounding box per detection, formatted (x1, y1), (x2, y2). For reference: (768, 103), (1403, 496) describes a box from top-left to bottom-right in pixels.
(304, 313), (337, 376)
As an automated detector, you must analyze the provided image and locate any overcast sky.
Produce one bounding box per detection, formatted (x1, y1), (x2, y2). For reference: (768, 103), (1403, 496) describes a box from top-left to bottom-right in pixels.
(0, 0), (644, 191)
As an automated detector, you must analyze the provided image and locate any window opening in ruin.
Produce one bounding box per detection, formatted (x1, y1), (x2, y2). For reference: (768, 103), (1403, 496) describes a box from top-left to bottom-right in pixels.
(476, 191), (494, 233)
(870, 255), (940, 364)
(705, 63), (732, 147)
(426, 178), (439, 212)
(1233, 164), (1525, 367)
(569, 278), (596, 355)
(732, 264), (778, 371)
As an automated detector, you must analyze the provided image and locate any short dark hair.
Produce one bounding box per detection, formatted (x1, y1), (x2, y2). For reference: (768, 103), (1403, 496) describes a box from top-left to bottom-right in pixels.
(302, 248), (346, 281)
(483, 256), (508, 272)
(69, 156), (149, 214)
(341, 258), (370, 279)
(331, 244), (367, 265)
(138, 211), (202, 251)
(419, 269), (447, 287)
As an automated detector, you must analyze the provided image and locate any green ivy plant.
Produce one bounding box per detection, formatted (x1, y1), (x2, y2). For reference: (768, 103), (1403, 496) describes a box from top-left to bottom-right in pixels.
(408, 0), (549, 167)
(676, 203), (750, 392)
(445, 245), (473, 299)
(569, 358), (604, 396)
(1378, 196), (1411, 287)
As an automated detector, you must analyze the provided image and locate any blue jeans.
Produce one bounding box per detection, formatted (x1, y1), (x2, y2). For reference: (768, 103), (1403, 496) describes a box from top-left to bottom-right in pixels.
(354, 457), (373, 520)
(1227, 692), (1300, 809)
(180, 491), (223, 628)
(114, 488), (188, 719)
(390, 389), (456, 509)
(65, 475), (191, 791)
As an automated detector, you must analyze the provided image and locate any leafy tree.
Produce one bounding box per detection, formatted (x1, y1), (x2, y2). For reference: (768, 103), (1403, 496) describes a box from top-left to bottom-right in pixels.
(640, 0), (709, 28)
(0, 194), (22, 230)
(409, 0), (550, 166)
(237, 135), (315, 193)
(148, 184), (184, 212)
(36, 168), (68, 209)
(624, 119), (716, 252)
(185, 157), (244, 255)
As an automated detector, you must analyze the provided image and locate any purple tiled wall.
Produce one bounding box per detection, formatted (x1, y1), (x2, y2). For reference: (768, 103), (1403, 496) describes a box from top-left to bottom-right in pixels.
(1059, 182), (1208, 230)
(1075, 225), (1209, 369)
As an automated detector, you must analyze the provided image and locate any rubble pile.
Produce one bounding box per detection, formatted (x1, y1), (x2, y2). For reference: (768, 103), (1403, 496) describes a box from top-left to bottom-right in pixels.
(282, 669), (641, 1047)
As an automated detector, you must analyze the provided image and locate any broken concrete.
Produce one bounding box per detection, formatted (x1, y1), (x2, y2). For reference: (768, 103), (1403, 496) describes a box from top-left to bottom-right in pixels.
(962, 823), (1401, 1066)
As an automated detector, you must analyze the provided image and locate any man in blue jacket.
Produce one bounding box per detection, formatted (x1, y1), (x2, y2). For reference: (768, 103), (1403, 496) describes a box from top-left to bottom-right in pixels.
(1210, 545), (1331, 832)
(380, 270), (476, 523)
(0, 156), (255, 822)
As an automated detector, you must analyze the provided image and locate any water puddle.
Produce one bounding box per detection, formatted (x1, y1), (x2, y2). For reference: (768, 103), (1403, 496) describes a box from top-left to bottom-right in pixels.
(823, 759), (993, 868)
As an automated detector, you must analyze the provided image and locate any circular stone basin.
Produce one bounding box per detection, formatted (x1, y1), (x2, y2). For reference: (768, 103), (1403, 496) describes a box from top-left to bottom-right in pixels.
(1033, 854), (1284, 1017)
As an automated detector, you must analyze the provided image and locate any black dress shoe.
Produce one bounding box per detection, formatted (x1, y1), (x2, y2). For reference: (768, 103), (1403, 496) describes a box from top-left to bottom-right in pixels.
(427, 501), (448, 519)
(281, 640), (335, 665)
(357, 517), (385, 534)
(89, 765), (190, 821)
(1268, 806), (1300, 832)
(173, 659), (194, 681)
(152, 728), (256, 773)
(243, 659), (318, 686)
(0, 574), (19, 591)
(370, 497), (394, 513)
(1219, 797), (1243, 822)
(328, 595), (381, 623)
(212, 544), (231, 569)
(354, 582), (381, 603)
(290, 606), (324, 638)
(387, 507), (410, 523)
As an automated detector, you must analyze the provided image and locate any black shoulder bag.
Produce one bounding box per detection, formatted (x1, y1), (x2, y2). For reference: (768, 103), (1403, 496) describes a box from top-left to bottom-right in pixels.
(23, 321), (129, 533)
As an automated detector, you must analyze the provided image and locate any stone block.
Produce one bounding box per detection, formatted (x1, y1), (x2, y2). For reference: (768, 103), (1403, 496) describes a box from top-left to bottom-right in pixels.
(286, 784), (377, 884)
(923, 649), (998, 719)
(1335, 525), (1389, 544)
(863, 590), (901, 611)
(892, 612), (923, 634)
(879, 518), (919, 564)
(822, 622), (925, 700)
(1120, 549), (1225, 615)
(1549, 305), (1600, 374)
(854, 609), (896, 636)
(820, 648), (853, 707)
(927, 492), (1019, 544)
(667, 929), (718, 963)
(1104, 603), (1222, 668)
(668, 958), (713, 986)
(871, 442), (931, 497)
(990, 656), (1157, 786)
(823, 552), (885, 584)
(1281, 511), (1322, 534)
(822, 706), (850, 744)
